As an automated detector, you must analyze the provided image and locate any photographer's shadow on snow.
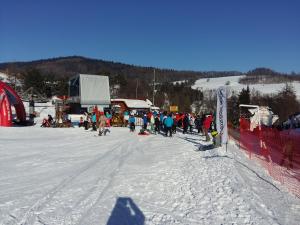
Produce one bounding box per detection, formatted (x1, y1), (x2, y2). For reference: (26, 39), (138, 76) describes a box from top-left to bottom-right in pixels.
(106, 197), (145, 225)
(179, 136), (214, 151)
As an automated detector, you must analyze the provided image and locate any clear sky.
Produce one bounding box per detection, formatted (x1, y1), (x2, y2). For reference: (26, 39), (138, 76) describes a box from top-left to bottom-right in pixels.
(0, 0), (299, 72)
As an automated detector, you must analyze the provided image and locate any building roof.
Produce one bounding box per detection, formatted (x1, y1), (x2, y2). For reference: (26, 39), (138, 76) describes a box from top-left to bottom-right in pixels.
(112, 99), (150, 109)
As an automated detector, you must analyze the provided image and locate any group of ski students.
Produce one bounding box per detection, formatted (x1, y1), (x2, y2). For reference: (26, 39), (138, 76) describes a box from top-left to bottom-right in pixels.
(79, 110), (112, 136)
(125, 110), (217, 140)
(78, 106), (217, 141)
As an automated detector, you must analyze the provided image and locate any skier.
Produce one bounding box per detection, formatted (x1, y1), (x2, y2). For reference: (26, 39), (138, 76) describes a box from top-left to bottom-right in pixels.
(143, 114), (148, 130)
(162, 113), (168, 133)
(203, 114), (213, 141)
(48, 114), (54, 126)
(129, 114), (136, 132)
(123, 110), (129, 127)
(91, 112), (97, 131)
(182, 113), (189, 134)
(172, 114), (177, 134)
(189, 114), (194, 133)
(154, 115), (160, 134)
(159, 113), (164, 130)
(150, 113), (155, 133)
(164, 114), (174, 137)
(83, 112), (89, 130)
(98, 112), (107, 136)
(29, 97), (35, 122)
(194, 114), (202, 134)
(79, 116), (84, 127)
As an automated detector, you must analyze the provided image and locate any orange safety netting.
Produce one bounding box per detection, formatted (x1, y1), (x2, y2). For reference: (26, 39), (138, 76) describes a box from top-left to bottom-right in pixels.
(237, 118), (300, 198)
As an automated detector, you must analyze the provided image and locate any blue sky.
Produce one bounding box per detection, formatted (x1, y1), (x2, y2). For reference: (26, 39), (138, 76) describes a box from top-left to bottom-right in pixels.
(0, 0), (299, 72)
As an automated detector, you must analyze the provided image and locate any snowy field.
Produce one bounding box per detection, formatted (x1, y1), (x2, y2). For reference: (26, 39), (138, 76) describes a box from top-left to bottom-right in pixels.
(1, 125), (300, 225)
(192, 75), (300, 98)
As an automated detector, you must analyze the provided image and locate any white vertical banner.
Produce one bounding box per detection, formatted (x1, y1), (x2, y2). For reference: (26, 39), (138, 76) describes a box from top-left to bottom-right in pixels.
(216, 86), (228, 144)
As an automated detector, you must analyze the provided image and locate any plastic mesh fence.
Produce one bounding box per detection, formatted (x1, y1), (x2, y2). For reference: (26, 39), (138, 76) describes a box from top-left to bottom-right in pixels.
(232, 118), (300, 198)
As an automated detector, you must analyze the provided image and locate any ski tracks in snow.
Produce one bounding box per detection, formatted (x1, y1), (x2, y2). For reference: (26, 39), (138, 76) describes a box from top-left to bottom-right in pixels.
(1, 128), (300, 225)
(18, 134), (135, 225)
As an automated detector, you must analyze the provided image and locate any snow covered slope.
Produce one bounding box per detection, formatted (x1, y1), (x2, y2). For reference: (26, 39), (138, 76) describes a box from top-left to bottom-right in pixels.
(0, 127), (299, 225)
(192, 75), (300, 98)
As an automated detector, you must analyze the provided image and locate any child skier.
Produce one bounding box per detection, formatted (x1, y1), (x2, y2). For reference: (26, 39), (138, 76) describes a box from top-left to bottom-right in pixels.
(164, 114), (174, 137)
(129, 114), (136, 132)
(98, 112), (107, 136)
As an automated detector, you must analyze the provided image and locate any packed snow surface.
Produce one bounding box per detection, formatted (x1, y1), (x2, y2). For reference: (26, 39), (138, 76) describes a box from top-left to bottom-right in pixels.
(192, 75), (300, 98)
(0, 126), (300, 225)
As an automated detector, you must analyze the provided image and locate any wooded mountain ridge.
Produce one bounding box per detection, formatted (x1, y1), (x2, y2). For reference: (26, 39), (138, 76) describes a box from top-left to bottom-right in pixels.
(0, 56), (241, 83)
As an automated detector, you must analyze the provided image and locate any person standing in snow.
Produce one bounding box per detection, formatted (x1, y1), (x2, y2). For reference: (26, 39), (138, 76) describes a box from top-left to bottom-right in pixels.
(143, 114), (148, 130)
(83, 112), (89, 130)
(29, 97), (35, 122)
(189, 114), (194, 133)
(123, 110), (129, 127)
(154, 115), (160, 134)
(172, 114), (177, 134)
(194, 114), (202, 134)
(150, 113), (155, 133)
(162, 113), (168, 133)
(159, 112), (164, 131)
(129, 114), (136, 132)
(183, 113), (189, 134)
(91, 112), (97, 131)
(98, 112), (107, 136)
(203, 114), (213, 141)
(164, 114), (174, 137)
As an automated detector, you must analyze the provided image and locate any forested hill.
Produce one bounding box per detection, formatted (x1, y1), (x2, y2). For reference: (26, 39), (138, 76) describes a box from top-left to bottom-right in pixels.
(0, 56), (241, 82)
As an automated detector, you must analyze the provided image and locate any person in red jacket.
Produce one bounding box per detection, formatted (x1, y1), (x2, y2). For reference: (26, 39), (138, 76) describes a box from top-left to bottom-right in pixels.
(203, 114), (213, 141)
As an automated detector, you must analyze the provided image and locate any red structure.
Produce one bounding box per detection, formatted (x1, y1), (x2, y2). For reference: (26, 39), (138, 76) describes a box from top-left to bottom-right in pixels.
(0, 81), (26, 126)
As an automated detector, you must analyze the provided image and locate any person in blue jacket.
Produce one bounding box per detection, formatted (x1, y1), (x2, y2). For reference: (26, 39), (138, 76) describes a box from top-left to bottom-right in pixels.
(91, 112), (97, 131)
(164, 114), (174, 137)
(129, 115), (136, 132)
(143, 114), (148, 130)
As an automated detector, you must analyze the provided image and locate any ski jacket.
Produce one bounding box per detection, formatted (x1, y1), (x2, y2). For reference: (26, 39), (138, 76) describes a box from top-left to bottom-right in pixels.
(204, 115), (213, 129)
(154, 117), (160, 126)
(92, 114), (97, 123)
(183, 116), (189, 127)
(99, 115), (107, 128)
(160, 114), (164, 122)
(106, 113), (112, 119)
(143, 116), (148, 125)
(129, 116), (136, 124)
(164, 116), (174, 128)
(150, 115), (155, 124)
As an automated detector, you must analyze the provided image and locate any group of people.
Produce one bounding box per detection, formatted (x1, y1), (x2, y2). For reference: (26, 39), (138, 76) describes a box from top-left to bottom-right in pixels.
(123, 110), (216, 139)
(79, 110), (112, 136)
(43, 107), (217, 141)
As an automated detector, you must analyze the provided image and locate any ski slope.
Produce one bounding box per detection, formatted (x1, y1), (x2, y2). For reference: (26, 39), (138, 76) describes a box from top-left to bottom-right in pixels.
(0, 125), (299, 225)
(192, 75), (300, 98)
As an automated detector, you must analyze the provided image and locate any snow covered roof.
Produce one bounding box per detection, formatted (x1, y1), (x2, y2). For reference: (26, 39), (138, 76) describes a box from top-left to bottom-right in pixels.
(0, 72), (9, 83)
(112, 99), (150, 109)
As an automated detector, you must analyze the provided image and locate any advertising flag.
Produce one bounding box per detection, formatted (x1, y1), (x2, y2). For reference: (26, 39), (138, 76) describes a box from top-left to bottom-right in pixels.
(216, 86), (228, 144)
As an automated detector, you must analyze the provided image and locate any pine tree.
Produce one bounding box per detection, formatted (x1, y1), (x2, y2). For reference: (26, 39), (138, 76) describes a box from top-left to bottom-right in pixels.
(238, 86), (250, 105)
